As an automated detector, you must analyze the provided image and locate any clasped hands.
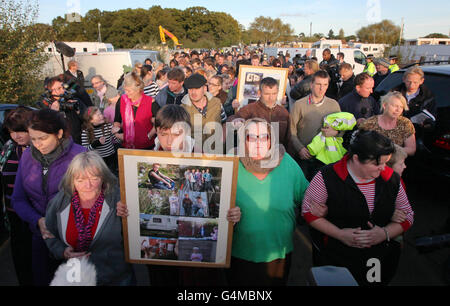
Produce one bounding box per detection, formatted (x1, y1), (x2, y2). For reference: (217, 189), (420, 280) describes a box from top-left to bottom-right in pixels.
(310, 201), (406, 248)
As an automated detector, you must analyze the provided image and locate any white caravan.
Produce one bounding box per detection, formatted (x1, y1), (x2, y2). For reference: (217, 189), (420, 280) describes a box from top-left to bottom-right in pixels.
(42, 49), (161, 88)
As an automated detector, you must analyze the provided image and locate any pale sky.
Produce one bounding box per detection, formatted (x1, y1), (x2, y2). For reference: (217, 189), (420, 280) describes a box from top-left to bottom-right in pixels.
(37, 0), (450, 39)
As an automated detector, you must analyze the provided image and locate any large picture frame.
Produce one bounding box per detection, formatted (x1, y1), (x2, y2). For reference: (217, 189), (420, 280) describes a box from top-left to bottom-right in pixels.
(236, 65), (289, 110)
(118, 149), (239, 268)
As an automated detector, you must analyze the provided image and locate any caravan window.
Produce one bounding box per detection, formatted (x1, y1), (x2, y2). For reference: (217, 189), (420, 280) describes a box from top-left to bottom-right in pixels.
(83, 48), (88, 52)
(153, 218), (162, 223)
(354, 50), (366, 65)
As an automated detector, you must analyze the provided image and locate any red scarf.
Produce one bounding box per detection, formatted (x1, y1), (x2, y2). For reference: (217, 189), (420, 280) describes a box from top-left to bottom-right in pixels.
(71, 191), (105, 252)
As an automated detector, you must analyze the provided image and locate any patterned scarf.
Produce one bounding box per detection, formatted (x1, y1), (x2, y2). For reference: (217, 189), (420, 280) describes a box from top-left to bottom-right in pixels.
(122, 93), (143, 148)
(71, 190), (105, 252)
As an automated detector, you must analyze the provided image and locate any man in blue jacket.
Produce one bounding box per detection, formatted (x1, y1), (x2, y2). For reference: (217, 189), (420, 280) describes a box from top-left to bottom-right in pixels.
(338, 73), (379, 124)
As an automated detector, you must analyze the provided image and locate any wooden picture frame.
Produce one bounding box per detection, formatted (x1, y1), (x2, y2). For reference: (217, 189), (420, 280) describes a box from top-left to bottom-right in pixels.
(118, 149), (239, 268)
(236, 65), (289, 110)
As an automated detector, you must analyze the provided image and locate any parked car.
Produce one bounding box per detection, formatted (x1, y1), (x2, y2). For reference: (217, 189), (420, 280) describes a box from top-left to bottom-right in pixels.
(374, 63), (450, 180)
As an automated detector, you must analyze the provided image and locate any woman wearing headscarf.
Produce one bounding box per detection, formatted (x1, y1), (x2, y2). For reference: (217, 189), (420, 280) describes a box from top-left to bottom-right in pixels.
(227, 118), (309, 286)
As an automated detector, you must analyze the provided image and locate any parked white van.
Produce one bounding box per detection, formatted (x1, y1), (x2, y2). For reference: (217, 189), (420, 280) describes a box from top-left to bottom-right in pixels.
(311, 48), (367, 74)
(42, 49), (161, 88)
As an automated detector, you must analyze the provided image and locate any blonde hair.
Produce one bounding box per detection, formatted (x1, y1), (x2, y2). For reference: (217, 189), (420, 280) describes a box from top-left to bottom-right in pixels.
(123, 72), (144, 92)
(304, 59), (319, 73)
(195, 68), (207, 78)
(59, 151), (118, 197)
(403, 66), (424, 80)
(381, 91), (409, 112)
(387, 144), (407, 168)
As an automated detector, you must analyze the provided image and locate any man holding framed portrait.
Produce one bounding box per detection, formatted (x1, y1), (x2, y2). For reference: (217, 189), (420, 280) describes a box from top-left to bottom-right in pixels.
(116, 104), (241, 286)
(228, 77), (291, 150)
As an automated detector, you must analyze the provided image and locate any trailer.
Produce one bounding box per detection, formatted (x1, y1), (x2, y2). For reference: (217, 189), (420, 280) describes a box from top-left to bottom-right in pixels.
(140, 215), (178, 232)
(264, 47), (309, 58)
(42, 49), (161, 88)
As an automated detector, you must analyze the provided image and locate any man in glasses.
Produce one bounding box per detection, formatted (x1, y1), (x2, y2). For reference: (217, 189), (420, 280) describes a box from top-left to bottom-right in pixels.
(208, 76), (227, 104)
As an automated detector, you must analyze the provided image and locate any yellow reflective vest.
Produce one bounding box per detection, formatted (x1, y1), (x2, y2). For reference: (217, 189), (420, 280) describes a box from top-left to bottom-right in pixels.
(389, 64), (400, 73)
(363, 62), (376, 76)
(307, 112), (357, 165)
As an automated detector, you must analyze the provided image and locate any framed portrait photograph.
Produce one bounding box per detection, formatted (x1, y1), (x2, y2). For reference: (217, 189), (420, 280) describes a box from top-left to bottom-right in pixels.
(236, 65), (289, 109)
(118, 149), (239, 268)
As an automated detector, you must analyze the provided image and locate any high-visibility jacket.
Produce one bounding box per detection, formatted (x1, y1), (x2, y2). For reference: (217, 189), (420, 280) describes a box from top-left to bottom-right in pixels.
(389, 64), (400, 73)
(363, 62), (376, 76)
(307, 112), (356, 165)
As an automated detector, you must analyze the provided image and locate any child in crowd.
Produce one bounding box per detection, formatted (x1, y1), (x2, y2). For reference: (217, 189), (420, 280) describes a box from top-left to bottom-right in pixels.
(190, 247), (203, 262)
(387, 144), (408, 177)
(81, 106), (120, 174)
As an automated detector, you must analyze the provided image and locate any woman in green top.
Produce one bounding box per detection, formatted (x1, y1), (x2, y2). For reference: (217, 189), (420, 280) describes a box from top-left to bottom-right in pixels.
(227, 118), (309, 286)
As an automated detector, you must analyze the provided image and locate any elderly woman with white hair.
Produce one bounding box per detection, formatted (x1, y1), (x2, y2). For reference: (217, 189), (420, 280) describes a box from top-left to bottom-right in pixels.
(90, 75), (120, 118)
(113, 72), (155, 149)
(45, 151), (135, 286)
(359, 91), (416, 156)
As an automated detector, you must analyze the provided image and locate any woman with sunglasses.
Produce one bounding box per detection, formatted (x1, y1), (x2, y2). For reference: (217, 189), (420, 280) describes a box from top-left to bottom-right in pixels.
(227, 118), (309, 286)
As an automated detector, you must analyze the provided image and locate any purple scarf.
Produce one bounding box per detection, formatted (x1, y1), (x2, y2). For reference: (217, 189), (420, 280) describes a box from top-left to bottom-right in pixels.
(71, 190), (105, 252)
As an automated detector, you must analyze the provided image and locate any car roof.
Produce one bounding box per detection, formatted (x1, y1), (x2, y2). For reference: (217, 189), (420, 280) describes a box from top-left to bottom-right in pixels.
(399, 64), (450, 76)
(0, 104), (19, 110)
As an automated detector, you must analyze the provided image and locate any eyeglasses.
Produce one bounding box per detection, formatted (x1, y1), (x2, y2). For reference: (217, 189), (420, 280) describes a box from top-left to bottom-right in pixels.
(246, 133), (270, 143)
(51, 86), (64, 93)
(208, 83), (220, 87)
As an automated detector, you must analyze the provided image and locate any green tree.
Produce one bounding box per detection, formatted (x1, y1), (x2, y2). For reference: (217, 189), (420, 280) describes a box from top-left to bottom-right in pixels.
(327, 29), (335, 39)
(0, 0), (53, 104)
(210, 12), (241, 48)
(249, 16), (295, 44)
(424, 33), (449, 38)
(356, 19), (401, 45)
(51, 6), (242, 49)
(338, 28), (345, 40)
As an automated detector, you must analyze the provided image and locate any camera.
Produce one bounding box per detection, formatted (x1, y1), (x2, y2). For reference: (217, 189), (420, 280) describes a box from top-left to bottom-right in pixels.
(37, 79), (80, 112)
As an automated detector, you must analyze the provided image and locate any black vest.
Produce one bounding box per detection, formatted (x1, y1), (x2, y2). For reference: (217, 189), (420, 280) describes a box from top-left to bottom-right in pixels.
(309, 162), (402, 285)
(310, 162), (400, 252)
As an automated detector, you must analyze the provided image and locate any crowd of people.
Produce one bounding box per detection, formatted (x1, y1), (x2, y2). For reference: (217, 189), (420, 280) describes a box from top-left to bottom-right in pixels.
(1, 44), (440, 286)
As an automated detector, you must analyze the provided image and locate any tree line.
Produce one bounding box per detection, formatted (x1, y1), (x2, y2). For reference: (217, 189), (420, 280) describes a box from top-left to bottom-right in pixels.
(51, 6), (242, 49)
(1, 1), (447, 104)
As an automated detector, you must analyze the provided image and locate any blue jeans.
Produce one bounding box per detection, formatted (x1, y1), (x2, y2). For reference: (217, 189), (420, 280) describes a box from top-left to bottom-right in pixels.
(153, 181), (175, 190)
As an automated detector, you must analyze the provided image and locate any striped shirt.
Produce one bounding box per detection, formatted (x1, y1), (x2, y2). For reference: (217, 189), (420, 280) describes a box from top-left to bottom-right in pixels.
(302, 170), (414, 230)
(0, 142), (26, 212)
(81, 123), (118, 158)
(144, 83), (160, 98)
